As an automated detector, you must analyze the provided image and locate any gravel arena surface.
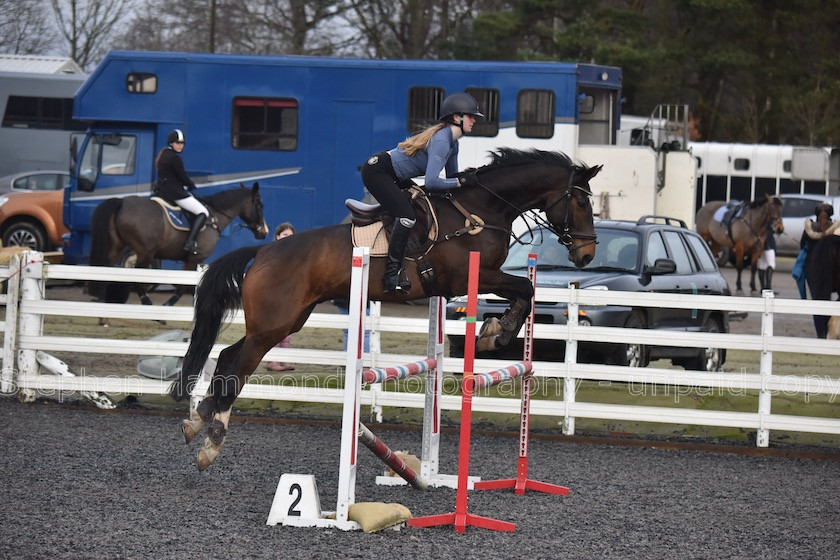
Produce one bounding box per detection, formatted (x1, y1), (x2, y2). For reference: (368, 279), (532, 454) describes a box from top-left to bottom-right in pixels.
(2, 257), (840, 558)
(1, 397), (839, 560)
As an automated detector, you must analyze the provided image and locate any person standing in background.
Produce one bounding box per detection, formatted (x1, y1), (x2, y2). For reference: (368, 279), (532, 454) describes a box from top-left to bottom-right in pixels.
(266, 223), (296, 372)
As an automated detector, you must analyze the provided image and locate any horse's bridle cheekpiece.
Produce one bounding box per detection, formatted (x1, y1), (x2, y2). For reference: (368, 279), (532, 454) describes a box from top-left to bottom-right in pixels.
(533, 168), (597, 253)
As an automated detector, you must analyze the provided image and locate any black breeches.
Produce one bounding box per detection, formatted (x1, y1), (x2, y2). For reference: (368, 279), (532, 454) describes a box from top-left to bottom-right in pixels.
(361, 152), (415, 220)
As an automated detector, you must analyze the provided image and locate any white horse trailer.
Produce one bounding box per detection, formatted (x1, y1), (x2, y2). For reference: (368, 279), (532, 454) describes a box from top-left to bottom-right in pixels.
(620, 113), (840, 211)
(0, 55), (86, 177)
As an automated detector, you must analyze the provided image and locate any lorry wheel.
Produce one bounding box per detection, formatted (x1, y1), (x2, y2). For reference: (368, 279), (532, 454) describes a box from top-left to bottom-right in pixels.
(2, 221), (47, 252)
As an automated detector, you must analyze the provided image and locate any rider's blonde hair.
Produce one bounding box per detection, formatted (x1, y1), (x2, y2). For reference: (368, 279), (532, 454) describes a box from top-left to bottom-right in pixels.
(398, 123), (447, 156)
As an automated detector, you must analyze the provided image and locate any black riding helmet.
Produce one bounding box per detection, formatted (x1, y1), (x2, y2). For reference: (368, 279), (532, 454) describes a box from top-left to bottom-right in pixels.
(167, 129), (185, 145)
(438, 92), (484, 123)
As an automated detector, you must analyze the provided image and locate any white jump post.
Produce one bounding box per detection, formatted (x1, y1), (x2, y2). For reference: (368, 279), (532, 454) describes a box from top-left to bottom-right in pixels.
(268, 246), (434, 530)
(373, 292), (472, 490)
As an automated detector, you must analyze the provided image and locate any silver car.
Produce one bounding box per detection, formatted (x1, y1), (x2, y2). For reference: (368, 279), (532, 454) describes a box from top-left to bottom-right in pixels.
(0, 170), (70, 195)
(777, 194), (840, 256)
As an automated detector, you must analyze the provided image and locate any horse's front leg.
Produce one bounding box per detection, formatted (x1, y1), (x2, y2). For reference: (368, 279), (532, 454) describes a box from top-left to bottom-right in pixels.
(191, 335), (273, 471)
(473, 272), (534, 353)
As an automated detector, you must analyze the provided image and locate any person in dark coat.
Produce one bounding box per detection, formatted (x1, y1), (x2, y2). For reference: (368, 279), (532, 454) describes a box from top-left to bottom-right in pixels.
(153, 129), (209, 254)
(802, 203), (838, 337)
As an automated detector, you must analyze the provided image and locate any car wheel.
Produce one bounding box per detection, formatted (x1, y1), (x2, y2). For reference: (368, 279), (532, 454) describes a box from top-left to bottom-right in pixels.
(680, 318), (724, 372)
(616, 311), (649, 367)
(2, 221), (47, 252)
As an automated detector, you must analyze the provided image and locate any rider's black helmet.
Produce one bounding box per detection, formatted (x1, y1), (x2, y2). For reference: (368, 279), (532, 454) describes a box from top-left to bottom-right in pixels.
(167, 129), (185, 145)
(438, 92), (484, 122)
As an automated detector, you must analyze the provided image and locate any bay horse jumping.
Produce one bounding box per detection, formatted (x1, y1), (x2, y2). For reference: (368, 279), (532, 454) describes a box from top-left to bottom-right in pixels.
(695, 195), (784, 295)
(87, 182), (268, 307)
(170, 148), (600, 471)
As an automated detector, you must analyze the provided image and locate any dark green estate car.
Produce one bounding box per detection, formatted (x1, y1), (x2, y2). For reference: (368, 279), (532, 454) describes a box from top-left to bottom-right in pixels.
(446, 216), (731, 371)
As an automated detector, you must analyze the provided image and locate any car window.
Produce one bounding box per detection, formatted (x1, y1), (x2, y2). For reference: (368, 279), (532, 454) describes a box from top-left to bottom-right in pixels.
(11, 173), (66, 191)
(601, 235), (639, 270)
(686, 234), (717, 272)
(505, 227), (640, 271)
(783, 197), (822, 218)
(662, 230), (694, 274)
(645, 231), (668, 267)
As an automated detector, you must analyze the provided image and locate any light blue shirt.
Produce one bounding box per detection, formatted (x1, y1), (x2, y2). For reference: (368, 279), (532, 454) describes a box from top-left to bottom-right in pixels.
(388, 127), (460, 190)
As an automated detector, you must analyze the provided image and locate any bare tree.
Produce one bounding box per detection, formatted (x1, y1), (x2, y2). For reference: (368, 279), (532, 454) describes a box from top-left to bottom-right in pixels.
(115, 0), (354, 56)
(344, 0), (479, 59)
(0, 0), (58, 55)
(50, 0), (134, 70)
(241, 0), (353, 55)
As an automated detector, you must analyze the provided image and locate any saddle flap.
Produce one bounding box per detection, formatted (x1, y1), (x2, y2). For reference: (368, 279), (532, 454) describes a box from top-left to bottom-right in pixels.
(152, 197), (191, 231)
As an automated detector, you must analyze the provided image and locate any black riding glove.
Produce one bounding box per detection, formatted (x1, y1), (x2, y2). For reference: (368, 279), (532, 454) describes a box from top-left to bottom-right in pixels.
(458, 172), (480, 187)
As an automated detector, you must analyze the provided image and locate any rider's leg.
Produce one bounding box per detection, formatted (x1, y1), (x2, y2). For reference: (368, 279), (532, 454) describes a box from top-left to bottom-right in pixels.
(384, 217), (415, 293)
(361, 152), (415, 293)
(765, 249), (776, 293)
(175, 195), (210, 254)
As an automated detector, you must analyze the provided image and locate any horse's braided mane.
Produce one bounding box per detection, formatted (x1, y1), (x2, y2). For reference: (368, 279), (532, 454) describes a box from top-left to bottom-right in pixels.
(478, 147), (577, 173)
(198, 186), (250, 210)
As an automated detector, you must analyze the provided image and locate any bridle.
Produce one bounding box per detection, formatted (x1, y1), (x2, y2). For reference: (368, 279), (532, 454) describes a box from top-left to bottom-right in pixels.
(204, 195), (264, 236)
(511, 168), (597, 254)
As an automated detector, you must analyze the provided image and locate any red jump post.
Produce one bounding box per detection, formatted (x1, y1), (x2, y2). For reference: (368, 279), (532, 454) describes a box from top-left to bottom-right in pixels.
(408, 251), (516, 533)
(473, 252), (569, 496)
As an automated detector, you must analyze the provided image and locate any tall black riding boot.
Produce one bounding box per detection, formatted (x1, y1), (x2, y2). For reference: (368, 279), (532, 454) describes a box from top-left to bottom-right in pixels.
(765, 266), (775, 294)
(183, 213), (207, 255)
(383, 217), (415, 293)
(759, 268), (767, 291)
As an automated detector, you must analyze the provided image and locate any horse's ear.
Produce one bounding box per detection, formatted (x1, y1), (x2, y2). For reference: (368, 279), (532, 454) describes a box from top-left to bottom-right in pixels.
(580, 164), (603, 181)
(252, 182), (259, 193)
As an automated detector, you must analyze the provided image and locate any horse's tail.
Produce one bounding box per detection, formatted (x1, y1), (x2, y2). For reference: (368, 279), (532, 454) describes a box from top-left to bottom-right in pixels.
(169, 244), (262, 401)
(87, 198), (131, 303)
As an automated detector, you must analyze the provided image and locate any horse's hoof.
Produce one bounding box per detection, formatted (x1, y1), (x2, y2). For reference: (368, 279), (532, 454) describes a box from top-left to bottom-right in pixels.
(475, 335), (497, 353)
(197, 439), (220, 472)
(750, 290), (759, 297)
(735, 289), (744, 296)
(479, 317), (502, 338)
(182, 419), (201, 444)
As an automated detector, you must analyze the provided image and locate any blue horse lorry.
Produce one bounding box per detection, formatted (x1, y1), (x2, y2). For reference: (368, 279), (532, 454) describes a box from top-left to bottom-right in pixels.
(63, 50), (694, 265)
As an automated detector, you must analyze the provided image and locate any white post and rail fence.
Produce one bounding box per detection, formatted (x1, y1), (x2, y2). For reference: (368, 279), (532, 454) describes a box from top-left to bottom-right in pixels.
(1, 250), (839, 448)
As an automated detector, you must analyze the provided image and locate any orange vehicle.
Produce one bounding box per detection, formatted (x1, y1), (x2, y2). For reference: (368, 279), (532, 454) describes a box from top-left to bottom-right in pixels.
(0, 188), (68, 252)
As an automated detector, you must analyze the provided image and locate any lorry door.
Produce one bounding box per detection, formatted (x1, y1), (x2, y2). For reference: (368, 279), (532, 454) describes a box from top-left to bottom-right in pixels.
(64, 128), (155, 264)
